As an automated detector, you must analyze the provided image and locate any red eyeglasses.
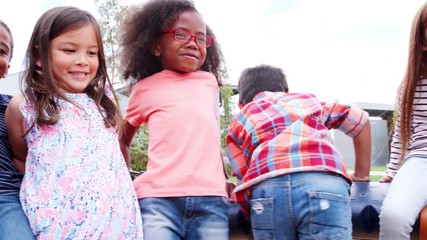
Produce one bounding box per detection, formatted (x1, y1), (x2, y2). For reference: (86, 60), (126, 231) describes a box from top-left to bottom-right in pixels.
(160, 29), (214, 48)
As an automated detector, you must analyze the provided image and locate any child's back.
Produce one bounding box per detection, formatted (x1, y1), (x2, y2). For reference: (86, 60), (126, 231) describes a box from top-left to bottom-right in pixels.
(227, 64), (371, 239)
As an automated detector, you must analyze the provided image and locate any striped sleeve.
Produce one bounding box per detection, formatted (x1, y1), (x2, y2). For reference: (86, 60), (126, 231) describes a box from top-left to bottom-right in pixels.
(386, 80), (427, 178)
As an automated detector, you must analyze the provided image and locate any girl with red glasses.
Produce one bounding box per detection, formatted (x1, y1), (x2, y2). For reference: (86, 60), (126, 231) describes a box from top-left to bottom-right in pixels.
(118, 0), (229, 239)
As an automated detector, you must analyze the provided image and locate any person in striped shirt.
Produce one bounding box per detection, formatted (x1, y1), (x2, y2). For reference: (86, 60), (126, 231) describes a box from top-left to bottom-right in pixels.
(0, 20), (34, 240)
(379, 2), (427, 239)
(226, 64), (371, 240)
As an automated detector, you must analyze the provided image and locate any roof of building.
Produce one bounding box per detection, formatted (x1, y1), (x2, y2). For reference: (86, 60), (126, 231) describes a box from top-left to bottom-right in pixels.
(350, 102), (394, 120)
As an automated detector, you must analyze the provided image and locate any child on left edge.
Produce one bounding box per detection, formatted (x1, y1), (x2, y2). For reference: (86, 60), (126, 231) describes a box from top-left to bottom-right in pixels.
(0, 19), (35, 240)
(5, 6), (143, 239)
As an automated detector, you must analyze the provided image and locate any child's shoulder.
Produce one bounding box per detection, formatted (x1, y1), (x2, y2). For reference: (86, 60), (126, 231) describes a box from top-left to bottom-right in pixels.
(9, 93), (25, 106)
(5, 94), (26, 122)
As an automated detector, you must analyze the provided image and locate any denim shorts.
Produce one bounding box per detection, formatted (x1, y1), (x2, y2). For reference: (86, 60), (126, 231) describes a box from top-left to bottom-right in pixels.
(249, 172), (351, 240)
(0, 194), (35, 240)
(139, 196), (229, 240)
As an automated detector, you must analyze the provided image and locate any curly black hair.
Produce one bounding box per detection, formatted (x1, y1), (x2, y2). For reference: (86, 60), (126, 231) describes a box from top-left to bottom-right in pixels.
(118, 0), (227, 86)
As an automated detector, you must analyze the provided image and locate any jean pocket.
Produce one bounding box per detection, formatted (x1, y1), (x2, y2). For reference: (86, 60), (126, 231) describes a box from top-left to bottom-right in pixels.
(308, 191), (350, 239)
(250, 197), (275, 239)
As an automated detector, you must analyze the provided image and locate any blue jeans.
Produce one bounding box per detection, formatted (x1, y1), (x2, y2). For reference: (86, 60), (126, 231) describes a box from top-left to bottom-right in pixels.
(0, 194), (35, 240)
(139, 196), (229, 240)
(249, 172), (351, 240)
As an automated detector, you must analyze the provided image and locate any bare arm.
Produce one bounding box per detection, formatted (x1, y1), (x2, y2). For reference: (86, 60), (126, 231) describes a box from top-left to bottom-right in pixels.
(351, 119), (372, 182)
(119, 121), (139, 169)
(5, 94), (28, 166)
(13, 158), (25, 173)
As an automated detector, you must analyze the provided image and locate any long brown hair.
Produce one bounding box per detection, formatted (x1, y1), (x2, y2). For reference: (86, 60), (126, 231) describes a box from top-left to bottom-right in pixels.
(21, 6), (121, 129)
(397, 2), (427, 162)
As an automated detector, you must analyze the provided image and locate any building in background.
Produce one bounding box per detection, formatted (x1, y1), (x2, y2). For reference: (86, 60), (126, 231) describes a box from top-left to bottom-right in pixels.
(332, 102), (394, 167)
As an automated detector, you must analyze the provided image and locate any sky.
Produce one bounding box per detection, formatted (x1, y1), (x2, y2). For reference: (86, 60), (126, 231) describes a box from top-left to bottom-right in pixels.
(3, 0), (427, 105)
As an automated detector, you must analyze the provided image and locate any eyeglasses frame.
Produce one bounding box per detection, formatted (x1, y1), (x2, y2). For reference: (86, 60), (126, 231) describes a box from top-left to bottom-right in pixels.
(160, 29), (214, 48)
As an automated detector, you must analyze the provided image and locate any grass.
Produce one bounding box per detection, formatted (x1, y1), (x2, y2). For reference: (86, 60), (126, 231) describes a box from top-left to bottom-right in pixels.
(347, 165), (387, 182)
(368, 165), (388, 172)
(370, 175), (382, 182)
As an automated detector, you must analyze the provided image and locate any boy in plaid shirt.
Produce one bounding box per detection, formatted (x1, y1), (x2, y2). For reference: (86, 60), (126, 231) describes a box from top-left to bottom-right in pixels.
(226, 64), (371, 239)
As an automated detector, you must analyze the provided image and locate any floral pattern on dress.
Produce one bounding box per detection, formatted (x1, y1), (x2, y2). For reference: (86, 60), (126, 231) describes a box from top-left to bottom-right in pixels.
(20, 93), (143, 239)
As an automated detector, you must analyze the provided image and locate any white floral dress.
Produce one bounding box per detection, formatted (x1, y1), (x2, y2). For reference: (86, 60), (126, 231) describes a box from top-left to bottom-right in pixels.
(20, 93), (143, 239)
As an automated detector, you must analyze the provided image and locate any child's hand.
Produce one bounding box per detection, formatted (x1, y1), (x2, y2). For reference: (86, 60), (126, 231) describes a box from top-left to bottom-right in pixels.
(230, 192), (237, 202)
(379, 176), (392, 183)
(226, 180), (237, 201)
(349, 172), (370, 182)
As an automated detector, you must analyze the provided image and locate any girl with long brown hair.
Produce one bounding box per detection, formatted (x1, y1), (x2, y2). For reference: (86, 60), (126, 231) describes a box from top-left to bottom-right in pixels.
(379, 2), (427, 239)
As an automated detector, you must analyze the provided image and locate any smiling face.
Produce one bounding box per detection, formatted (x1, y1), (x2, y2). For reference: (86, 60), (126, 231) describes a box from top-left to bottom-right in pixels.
(152, 10), (207, 73)
(46, 24), (99, 93)
(0, 25), (12, 78)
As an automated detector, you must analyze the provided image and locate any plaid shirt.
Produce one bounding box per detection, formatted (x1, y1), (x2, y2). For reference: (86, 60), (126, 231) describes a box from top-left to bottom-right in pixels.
(226, 91), (369, 214)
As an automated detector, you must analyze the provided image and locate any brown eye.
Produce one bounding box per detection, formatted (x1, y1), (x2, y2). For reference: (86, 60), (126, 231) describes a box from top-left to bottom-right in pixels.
(174, 31), (188, 41)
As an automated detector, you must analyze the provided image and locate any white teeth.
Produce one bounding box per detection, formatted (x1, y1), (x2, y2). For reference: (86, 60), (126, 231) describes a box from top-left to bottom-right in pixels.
(71, 72), (87, 76)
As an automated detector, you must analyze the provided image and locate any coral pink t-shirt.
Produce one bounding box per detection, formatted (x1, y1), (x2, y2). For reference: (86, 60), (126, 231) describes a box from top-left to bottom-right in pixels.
(126, 70), (227, 198)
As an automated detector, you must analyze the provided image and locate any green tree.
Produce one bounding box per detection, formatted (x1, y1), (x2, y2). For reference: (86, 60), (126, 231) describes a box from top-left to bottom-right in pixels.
(95, 0), (148, 171)
(219, 85), (235, 149)
(219, 84), (236, 176)
(130, 125), (149, 171)
(95, 0), (127, 83)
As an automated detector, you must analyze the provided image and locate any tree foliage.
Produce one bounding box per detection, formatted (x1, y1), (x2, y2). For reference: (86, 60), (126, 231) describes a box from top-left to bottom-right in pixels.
(94, 0), (127, 83)
(130, 125), (149, 171)
(219, 85), (235, 149)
